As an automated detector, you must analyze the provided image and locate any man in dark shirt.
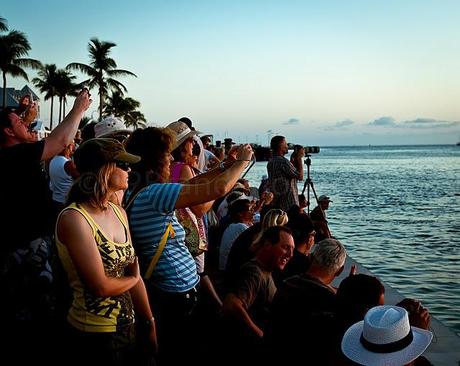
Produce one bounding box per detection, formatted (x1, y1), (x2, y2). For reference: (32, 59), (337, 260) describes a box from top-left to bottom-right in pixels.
(267, 136), (303, 211)
(220, 226), (294, 364)
(266, 238), (347, 365)
(0, 90), (91, 363)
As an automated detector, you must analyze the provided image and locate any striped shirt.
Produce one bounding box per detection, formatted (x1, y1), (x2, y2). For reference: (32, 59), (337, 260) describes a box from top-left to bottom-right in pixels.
(267, 155), (300, 211)
(128, 183), (199, 293)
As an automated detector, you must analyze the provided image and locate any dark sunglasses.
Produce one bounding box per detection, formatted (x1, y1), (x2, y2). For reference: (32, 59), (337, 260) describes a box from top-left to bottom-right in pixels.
(115, 161), (130, 171)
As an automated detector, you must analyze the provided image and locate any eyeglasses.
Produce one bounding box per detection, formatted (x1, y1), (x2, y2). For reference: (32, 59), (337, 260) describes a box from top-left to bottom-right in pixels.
(115, 161), (130, 171)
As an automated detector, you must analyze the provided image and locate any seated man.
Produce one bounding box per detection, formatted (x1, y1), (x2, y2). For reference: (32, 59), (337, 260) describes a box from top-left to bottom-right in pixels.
(266, 238), (347, 365)
(220, 226), (294, 363)
(310, 194), (333, 241)
(341, 305), (433, 366)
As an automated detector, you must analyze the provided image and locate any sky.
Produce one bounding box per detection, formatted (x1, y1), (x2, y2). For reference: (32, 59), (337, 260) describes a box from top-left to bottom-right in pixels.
(2, 0), (460, 146)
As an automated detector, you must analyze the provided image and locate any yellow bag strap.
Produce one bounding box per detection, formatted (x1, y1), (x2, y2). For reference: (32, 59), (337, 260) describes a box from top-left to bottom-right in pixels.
(144, 223), (175, 280)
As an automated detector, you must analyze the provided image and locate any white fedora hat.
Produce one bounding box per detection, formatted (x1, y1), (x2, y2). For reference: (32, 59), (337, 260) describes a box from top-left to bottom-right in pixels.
(341, 305), (432, 366)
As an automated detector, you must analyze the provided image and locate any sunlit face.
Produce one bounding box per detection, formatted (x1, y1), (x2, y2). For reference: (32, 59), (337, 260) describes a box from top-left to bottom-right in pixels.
(183, 137), (194, 158)
(269, 231), (295, 271)
(320, 200), (330, 210)
(280, 138), (289, 155)
(163, 152), (174, 181)
(8, 113), (35, 143)
(109, 162), (131, 191)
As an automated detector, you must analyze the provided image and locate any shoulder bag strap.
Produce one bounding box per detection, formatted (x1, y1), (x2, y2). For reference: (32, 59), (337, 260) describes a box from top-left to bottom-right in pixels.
(144, 222), (175, 280)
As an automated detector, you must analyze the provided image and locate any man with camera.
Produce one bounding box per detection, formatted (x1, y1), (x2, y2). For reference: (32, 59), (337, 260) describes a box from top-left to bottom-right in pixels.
(267, 136), (304, 211)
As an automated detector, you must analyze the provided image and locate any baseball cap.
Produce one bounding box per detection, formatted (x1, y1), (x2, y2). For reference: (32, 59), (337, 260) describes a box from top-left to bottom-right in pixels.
(74, 138), (140, 173)
(318, 195), (332, 202)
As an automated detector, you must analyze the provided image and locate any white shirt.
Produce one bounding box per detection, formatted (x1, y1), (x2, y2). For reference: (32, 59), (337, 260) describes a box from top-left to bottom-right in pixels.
(49, 155), (73, 203)
(219, 223), (249, 271)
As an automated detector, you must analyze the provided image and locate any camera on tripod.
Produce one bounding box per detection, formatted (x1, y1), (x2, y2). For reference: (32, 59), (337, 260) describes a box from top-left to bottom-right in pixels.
(293, 145), (320, 156)
(304, 146), (320, 154)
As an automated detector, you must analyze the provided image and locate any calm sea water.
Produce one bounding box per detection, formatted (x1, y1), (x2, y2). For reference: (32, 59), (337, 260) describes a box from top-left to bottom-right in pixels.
(244, 144), (460, 334)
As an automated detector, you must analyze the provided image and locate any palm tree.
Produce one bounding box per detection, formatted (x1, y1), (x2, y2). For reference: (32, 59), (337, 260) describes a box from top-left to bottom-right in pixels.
(32, 64), (57, 129)
(0, 29), (42, 108)
(0, 16), (8, 32)
(104, 91), (146, 129)
(54, 69), (77, 123)
(67, 38), (136, 121)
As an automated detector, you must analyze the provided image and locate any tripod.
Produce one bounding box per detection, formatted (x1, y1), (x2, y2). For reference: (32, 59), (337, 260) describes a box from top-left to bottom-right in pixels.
(301, 154), (319, 214)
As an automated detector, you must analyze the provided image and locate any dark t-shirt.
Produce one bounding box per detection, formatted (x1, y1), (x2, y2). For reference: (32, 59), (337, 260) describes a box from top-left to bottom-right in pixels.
(0, 141), (53, 251)
(273, 250), (311, 287)
(229, 259), (276, 332)
(266, 273), (337, 365)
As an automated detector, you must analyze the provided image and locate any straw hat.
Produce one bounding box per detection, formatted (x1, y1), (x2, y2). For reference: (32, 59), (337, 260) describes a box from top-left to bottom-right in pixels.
(166, 121), (200, 151)
(341, 305), (432, 366)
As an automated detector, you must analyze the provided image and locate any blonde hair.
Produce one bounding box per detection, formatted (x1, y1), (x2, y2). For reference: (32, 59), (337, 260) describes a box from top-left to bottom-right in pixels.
(251, 209), (289, 252)
(67, 163), (116, 210)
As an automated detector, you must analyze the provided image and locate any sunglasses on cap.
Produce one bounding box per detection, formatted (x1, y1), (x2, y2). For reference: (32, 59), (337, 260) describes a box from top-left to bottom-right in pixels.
(115, 161), (130, 171)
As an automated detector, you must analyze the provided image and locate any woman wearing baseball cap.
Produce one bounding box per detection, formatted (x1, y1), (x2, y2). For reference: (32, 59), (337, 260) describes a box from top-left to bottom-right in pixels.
(55, 138), (157, 364)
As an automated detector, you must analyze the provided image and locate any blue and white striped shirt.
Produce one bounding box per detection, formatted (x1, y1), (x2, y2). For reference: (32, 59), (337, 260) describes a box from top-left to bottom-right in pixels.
(128, 183), (199, 293)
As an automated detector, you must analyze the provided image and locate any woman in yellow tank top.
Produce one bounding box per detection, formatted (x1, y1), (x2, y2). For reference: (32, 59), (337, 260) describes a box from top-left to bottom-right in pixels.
(56, 138), (157, 365)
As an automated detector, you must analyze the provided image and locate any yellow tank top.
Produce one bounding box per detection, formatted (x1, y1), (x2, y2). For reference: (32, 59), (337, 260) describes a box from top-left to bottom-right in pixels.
(56, 202), (135, 332)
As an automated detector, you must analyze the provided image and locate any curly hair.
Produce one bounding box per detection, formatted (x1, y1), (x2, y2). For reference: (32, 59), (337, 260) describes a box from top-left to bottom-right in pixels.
(124, 127), (175, 188)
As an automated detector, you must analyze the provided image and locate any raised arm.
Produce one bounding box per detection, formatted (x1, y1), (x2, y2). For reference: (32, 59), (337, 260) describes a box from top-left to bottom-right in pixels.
(175, 144), (253, 209)
(41, 89), (92, 161)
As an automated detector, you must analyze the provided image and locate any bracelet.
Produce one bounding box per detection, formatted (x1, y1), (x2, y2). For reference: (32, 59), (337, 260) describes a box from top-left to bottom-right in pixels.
(145, 316), (155, 326)
(219, 161), (225, 171)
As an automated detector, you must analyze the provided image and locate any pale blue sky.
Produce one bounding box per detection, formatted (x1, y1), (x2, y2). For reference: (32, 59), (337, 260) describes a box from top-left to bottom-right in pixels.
(2, 0), (460, 145)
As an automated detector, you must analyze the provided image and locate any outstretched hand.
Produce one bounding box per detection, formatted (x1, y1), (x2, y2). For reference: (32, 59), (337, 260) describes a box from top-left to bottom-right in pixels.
(73, 88), (92, 113)
(396, 298), (431, 330)
(236, 144), (253, 161)
(349, 264), (357, 276)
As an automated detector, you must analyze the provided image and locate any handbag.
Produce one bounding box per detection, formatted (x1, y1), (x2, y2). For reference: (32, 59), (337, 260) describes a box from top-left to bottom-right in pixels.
(175, 207), (208, 257)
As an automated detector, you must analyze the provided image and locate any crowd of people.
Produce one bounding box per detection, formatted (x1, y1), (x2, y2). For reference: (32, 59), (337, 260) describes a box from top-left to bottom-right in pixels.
(0, 91), (434, 365)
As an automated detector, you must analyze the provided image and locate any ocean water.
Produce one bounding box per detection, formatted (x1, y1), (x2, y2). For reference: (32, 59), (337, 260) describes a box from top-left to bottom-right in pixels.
(243, 144), (460, 334)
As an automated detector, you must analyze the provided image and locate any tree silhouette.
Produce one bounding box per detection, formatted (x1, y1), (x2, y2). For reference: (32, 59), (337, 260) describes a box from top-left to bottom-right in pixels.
(67, 38), (136, 121)
(0, 29), (41, 108)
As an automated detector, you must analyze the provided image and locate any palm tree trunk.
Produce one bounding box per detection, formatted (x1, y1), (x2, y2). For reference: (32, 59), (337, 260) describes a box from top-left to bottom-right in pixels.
(63, 97), (66, 117)
(2, 72), (6, 109)
(99, 89), (103, 121)
(58, 97), (62, 123)
(50, 96), (54, 130)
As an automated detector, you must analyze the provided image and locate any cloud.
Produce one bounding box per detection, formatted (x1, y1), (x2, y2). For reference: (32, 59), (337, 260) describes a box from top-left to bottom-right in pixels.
(369, 116), (396, 126)
(334, 119), (354, 128)
(401, 118), (460, 129)
(283, 118), (300, 125)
